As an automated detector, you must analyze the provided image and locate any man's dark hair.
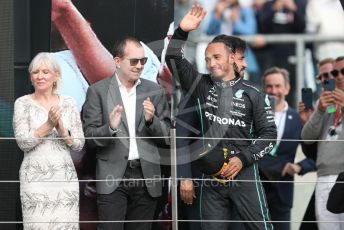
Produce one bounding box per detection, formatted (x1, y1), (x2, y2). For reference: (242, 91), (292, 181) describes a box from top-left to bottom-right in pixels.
(111, 36), (142, 58)
(210, 35), (246, 54)
(335, 56), (344, 62)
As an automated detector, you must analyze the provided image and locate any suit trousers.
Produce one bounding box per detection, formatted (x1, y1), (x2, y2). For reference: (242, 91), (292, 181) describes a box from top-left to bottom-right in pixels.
(97, 161), (157, 230)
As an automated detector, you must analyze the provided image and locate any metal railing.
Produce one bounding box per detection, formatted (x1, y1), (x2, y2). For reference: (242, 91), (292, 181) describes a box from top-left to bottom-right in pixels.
(2, 135), (344, 229)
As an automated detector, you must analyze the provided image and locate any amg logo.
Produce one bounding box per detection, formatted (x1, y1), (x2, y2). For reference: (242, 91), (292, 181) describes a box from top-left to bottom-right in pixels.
(205, 111), (246, 127)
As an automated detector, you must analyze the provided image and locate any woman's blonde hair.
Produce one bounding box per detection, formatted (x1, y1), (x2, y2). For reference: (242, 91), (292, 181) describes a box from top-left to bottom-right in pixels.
(28, 52), (61, 93)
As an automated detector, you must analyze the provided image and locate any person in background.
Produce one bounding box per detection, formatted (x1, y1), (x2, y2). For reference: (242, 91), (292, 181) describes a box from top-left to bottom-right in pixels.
(299, 58), (335, 124)
(206, 0), (256, 36)
(256, 0), (307, 105)
(206, 0), (260, 83)
(13, 52), (85, 229)
(259, 67), (315, 230)
(306, 0), (344, 61)
(301, 56), (344, 230)
(299, 57), (335, 230)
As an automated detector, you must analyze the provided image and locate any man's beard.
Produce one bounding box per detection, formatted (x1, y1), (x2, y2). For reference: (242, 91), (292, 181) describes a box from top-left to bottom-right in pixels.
(233, 62), (244, 77)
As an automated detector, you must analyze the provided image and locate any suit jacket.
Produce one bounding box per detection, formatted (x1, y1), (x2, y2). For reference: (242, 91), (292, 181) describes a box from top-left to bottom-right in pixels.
(82, 75), (170, 197)
(176, 93), (203, 180)
(259, 107), (315, 209)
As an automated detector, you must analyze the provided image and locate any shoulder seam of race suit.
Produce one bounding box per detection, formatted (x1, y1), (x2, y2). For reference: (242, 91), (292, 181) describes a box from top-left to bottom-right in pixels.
(242, 81), (260, 92)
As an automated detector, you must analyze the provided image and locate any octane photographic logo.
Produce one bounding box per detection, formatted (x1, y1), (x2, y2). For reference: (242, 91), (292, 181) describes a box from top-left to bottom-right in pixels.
(108, 37), (236, 167)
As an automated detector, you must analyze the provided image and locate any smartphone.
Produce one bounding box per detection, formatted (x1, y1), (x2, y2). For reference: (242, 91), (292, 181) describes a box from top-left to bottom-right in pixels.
(301, 88), (313, 110)
(324, 79), (335, 91)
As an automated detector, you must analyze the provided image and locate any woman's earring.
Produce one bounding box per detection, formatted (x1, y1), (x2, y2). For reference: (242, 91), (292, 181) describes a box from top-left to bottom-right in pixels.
(53, 82), (57, 86)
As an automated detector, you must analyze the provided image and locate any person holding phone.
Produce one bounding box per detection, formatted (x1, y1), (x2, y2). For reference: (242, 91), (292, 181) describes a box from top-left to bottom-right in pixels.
(323, 78), (337, 113)
(299, 57), (335, 230)
(301, 56), (344, 230)
(301, 88), (313, 110)
(299, 58), (335, 125)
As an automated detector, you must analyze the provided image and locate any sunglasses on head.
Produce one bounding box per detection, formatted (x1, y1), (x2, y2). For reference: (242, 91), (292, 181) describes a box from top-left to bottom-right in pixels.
(330, 68), (344, 78)
(127, 57), (148, 66)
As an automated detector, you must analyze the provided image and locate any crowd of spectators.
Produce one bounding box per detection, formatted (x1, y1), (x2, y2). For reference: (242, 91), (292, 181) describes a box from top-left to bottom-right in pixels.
(175, 0), (344, 104)
(9, 1), (344, 229)
(173, 1), (344, 230)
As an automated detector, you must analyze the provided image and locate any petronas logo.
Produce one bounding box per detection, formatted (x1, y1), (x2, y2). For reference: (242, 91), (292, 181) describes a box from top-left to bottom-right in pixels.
(235, 89), (244, 98)
(265, 95), (271, 106)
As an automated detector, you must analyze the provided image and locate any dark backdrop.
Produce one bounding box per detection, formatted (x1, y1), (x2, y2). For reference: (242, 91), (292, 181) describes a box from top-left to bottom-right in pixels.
(6, 0), (173, 229)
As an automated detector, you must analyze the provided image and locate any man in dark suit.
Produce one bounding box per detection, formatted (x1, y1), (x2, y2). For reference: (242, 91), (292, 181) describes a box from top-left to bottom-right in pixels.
(82, 37), (170, 230)
(259, 67), (316, 230)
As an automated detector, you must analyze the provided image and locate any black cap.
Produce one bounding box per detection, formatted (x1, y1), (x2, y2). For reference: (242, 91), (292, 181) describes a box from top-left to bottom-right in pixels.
(197, 144), (229, 175)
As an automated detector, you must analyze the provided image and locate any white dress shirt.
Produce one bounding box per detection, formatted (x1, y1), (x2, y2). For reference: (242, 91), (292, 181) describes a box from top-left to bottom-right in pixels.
(116, 75), (141, 160)
(274, 102), (288, 147)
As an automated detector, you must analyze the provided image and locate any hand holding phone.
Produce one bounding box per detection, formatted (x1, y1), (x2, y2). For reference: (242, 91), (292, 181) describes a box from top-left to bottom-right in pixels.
(323, 79), (335, 91)
(322, 79), (337, 113)
(301, 88), (313, 110)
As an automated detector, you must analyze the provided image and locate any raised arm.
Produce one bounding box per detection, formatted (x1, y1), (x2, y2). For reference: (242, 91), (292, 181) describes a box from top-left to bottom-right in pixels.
(179, 5), (207, 33)
(166, 5), (207, 92)
(51, 0), (115, 84)
(301, 91), (332, 144)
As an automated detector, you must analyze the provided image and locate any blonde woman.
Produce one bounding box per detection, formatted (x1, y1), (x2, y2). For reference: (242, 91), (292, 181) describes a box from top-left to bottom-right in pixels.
(13, 52), (84, 229)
